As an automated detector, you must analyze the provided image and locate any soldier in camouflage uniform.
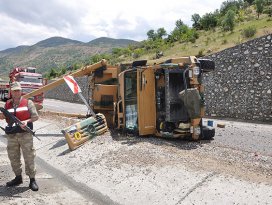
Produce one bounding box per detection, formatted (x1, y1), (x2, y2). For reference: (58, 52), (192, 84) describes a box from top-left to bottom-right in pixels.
(0, 81), (39, 191)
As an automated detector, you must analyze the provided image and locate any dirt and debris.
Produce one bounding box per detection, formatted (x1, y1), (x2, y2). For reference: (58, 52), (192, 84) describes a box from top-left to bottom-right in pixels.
(0, 115), (271, 205)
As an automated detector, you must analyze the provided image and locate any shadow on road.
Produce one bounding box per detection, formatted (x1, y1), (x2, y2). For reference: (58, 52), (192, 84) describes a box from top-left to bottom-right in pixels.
(57, 149), (71, 156)
(35, 134), (63, 137)
(49, 139), (67, 150)
(0, 185), (29, 197)
(46, 139), (71, 156)
(110, 130), (213, 150)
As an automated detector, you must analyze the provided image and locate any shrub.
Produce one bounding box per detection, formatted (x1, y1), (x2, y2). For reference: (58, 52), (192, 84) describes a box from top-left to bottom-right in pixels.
(222, 39), (228, 44)
(189, 37), (196, 43)
(205, 37), (211, 46)
(241, 26), (257, 38)
(197, 49), (205, 57)
(132, 48), (144, 59)
(263, 7), (272, 17)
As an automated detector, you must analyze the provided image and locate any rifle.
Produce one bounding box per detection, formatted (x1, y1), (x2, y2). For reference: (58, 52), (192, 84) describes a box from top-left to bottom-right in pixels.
(0, 107), (41, 141)
(0, 126), (5, 132)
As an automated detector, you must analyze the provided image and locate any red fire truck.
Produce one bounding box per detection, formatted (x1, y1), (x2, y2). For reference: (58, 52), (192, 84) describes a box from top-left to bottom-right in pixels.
(0, 67), (45, 105)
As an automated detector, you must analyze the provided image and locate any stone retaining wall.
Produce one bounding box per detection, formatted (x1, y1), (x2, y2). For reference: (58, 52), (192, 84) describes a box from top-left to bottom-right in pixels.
(203, 34), (271, 122)
(45, 34), (272, 122)
(45, 76), (90, 104)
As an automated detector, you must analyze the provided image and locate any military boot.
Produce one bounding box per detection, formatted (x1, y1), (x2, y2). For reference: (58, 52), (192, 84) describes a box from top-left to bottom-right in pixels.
(6, 175), (23, 187)
(29, 178), (39, 191)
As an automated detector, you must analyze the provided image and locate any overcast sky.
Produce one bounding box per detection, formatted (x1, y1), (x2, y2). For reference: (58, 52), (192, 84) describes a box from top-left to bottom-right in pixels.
(0, 0), (226, 51)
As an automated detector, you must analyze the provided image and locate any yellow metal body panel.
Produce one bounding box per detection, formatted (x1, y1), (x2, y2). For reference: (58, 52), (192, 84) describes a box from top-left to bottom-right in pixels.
(61, 113), (108, 150)
(137, 68), (156, 135)
(94, 66), (119, 83)
(118, 71), (125, 121)
(93, 84), (118, 110)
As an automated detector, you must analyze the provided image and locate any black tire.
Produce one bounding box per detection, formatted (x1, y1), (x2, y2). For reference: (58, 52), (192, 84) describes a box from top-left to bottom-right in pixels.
(200, 127), (215, 140)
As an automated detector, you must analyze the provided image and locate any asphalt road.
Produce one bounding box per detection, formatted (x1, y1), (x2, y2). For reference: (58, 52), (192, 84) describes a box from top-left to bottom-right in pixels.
(0, 98), (271, 204)
(43, 98), (88, 115)
(43, 98), (272, 157)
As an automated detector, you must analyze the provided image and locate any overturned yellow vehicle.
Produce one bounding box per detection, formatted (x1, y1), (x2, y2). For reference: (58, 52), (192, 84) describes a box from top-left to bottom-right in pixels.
(114, 56), (215, 140)
(23, 56), (215, 150)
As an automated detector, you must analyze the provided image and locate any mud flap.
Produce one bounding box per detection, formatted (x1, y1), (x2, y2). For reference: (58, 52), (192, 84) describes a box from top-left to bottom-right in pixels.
(61, 113), (108, 150)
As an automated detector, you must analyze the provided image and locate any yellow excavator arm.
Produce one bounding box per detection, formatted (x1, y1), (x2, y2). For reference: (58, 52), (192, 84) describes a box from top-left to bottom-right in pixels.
(23, 59), (107, 99)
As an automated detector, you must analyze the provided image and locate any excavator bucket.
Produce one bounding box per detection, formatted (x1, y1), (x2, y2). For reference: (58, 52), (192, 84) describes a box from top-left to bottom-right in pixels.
(61, 113), (108, 150)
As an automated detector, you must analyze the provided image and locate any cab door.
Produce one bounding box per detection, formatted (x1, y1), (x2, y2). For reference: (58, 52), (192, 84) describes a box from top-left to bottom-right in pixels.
(137, 67), (156, 135)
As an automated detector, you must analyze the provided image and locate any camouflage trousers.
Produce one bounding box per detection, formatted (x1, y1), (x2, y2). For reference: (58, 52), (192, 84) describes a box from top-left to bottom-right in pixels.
(6, 132), (36, 178)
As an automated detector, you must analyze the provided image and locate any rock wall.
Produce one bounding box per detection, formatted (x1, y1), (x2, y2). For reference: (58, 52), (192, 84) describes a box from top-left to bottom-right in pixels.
(203, 34), (271, 122)
(45, 34), (272, 122)
(45, 76), (91, 104)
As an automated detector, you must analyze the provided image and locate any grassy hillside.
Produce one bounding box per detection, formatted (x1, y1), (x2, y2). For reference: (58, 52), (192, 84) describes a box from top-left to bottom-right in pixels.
(126, 16), (272, 64)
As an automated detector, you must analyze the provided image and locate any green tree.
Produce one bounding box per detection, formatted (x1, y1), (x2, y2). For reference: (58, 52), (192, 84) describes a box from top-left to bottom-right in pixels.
(237, 9), (245, 22)
(147, 29), (156, 40)
(47, 68), (58, 79)
(244, 0), (255, 5)
(222, 9), (236, 31)
(157, 28), (167, 39)
(220, 0), (243, 15)
(169, 20), (198, 43)
(200, 13), (218, 30)
(191, 13), (201, 29)
(255, 0), (264, 18)
(175, 19), (185, 28)
(112, 48), (122, 56)
(72, 63), (83, 70)
(59, 67), (67, 76)
(147, 28), (167, 40)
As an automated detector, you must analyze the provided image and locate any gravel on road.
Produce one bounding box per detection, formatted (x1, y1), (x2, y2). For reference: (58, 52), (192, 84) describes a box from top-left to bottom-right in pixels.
(0, 113), (271, 205)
